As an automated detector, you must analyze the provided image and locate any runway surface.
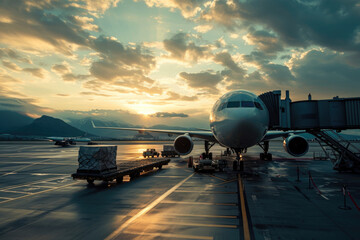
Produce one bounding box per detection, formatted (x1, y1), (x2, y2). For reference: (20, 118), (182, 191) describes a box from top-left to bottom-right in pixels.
(0, 141), (359, 239)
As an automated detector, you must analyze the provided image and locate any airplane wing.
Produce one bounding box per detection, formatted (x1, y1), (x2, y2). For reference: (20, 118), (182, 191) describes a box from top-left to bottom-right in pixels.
(91, 121), (217, 142)
(73, 138), (91, 142)
(46, 137), (91, 142)
(47, 137), (65, 141)
(262, 130), (305, 141)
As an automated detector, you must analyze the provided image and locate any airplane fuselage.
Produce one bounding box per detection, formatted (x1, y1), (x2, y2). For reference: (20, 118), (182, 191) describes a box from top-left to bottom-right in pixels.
(210, 90), (269, 150)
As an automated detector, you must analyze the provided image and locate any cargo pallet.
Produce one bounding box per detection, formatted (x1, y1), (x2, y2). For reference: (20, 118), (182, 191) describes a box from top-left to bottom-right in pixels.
(72, 158), (170, 184)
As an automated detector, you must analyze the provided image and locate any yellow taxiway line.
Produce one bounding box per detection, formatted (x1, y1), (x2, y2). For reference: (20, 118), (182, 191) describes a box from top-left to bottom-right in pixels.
(238, 173), (251, 240)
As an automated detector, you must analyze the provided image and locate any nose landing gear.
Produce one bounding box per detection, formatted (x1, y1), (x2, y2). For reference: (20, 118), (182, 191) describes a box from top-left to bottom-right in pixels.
(258, 141), (272, 161)
(201, 140), (215, 159)
(233, 148), (247, 171)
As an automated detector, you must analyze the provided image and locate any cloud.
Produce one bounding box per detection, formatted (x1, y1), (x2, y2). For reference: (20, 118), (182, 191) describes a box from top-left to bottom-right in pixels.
(229, 48), (360, 98)
(62, 73), (89, 81)
(214, 52), (245, 74)
(0, 48), (32, 63)
(23, 68), (45, 78)
(225, 70), (268, 92)
(243, 30), (284, 54)
(52, 64), (70, 74)
(0, 73), (20, 83)
(0, 73), (26, 99)
(90, 60), (143, 81)
(288, 49), (360, 97)
(200, 0), (241, 31)
(80, 91), (111, 97)
(72, 16), (99, 32)
(0, 0), (91, 56)
(163, 32), (212, 63)
(70, 0), (120, 15)
(0, 1), (162, 97)
(0, 95), (53, 115)
(2, 60), (21, 71)
(56, 93), (69, 97)
(52, 63), (89, 81)
(2, 60), (45, 78)
(165, 91), (198, 101)
(194, 24), (213, 33)
(84, 35), (160, 95)
(150, 112), (189, 118)
(179, 70), (223, 94)
(143, 0), (204, 18)
(91, 36), (156, 72)
(200, 0), (360, 53)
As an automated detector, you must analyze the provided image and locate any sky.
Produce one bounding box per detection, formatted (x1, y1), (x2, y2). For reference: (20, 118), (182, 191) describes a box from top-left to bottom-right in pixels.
(0, 0), (360, 127)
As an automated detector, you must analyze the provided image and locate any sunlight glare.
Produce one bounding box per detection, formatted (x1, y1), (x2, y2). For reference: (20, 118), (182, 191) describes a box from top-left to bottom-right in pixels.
(128, 102), (158, 116)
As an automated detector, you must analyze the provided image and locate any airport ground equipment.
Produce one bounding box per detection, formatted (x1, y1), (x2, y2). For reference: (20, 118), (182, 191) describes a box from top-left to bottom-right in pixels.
(48, 136), (92, 147)
(260, 90), (360, 171)
(77, 145), (117, 174)
(192, 157), (226, 172)
(308, 130), (360, 171)
(161, 145), (180, 157)
(72, 158), (170, 184)
(143, 148), (160, 158)
(72, 146), (170, 184)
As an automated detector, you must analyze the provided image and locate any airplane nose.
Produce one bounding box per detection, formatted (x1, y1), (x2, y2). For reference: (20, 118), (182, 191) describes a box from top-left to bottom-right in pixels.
(226, 113), (264, 148)
(211, 107), (267, 149)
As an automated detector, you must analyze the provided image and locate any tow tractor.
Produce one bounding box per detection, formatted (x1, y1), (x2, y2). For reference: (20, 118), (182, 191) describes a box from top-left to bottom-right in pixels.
(143, 148), (160, 158)
(192, 152), (226, 172)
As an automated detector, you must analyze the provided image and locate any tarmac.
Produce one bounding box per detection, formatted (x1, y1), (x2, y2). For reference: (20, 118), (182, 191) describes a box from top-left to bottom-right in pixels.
(0, 141), (359, 240)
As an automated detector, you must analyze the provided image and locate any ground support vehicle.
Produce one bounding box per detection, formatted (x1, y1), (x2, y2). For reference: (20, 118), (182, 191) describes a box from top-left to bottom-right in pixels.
(161, 145), (180, 157)
(192, 157), (226, 172)
(143, 148), (160, 158)
(72, 158), (170, 184)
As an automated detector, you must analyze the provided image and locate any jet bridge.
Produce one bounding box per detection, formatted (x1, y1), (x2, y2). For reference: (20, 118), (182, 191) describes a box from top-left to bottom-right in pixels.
(259, 90), (360, 172)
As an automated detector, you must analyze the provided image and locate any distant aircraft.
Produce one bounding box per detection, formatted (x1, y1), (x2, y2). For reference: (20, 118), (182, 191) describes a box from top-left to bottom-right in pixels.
(92, 90), (308, 166)
(47, 137), (91, 147)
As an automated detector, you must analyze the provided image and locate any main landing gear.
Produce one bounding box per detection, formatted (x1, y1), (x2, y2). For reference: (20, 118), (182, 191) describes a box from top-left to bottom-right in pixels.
(258, 141), (272, 161)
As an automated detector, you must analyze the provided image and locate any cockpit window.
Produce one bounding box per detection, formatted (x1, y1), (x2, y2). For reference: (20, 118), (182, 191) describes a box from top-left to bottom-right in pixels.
(227, 101), (240, 108)
(218, 100), (260, 111)
(254, 102), (263, 110)
(217, 102), (226, 111)
(241, 101), (255, 108)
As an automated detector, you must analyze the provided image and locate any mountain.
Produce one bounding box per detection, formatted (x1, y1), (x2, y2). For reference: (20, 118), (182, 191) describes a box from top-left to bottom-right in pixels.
(0, 110), (34, 132)
(10, 115), (86, 137)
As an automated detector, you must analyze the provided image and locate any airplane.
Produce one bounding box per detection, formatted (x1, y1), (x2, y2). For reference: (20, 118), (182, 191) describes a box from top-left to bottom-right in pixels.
(92, 90), (309, 169)
(47, 136), (92, 147)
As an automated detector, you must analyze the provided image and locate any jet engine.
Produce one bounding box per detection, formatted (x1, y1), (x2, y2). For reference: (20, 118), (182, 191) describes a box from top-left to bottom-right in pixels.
(174, 134), (194, 155)
(283, 135), (309, 157)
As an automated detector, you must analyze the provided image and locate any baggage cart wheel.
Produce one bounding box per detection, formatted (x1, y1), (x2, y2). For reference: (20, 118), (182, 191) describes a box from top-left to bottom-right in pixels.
(233, 161), (238, 171)
(130, 172), (140, 180)
(116, 176), (123, 183)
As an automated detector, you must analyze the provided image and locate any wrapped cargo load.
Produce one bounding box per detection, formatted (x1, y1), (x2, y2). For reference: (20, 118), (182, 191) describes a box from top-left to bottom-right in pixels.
(77, 145), (117, 174)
